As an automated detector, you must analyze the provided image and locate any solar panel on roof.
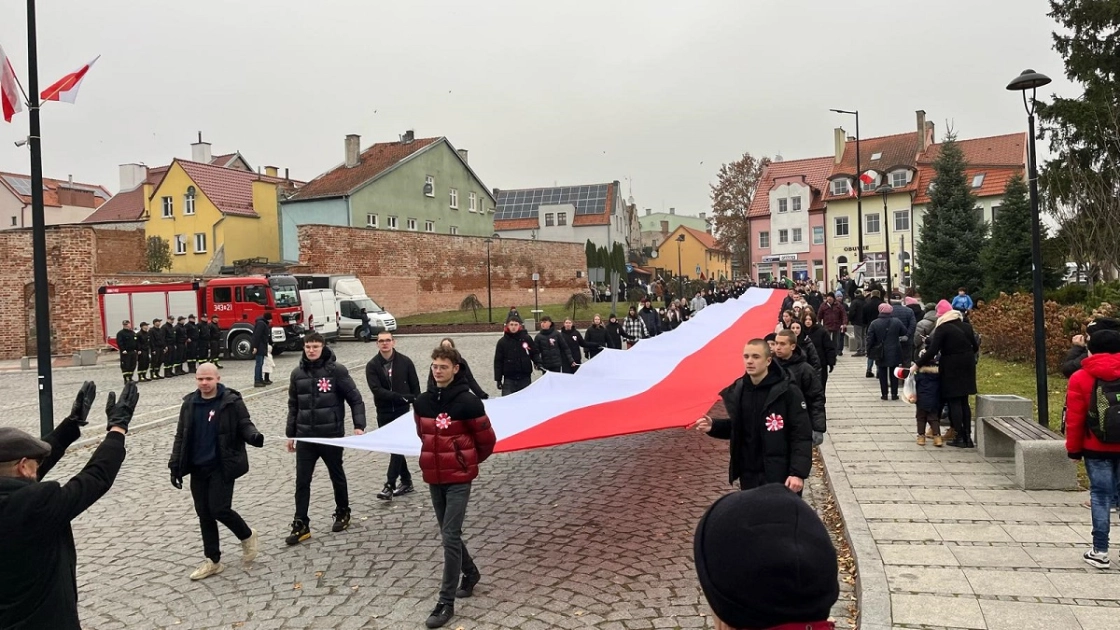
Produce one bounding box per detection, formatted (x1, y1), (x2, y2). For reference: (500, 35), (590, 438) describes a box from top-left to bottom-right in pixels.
(494, 183), (611, 220)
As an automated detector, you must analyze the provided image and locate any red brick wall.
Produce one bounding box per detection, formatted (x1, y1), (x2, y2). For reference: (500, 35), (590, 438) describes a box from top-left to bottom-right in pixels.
(297, 225), (587, 316)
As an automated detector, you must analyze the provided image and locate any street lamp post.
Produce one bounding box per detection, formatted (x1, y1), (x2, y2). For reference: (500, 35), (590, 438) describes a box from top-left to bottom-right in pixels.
(483, 237), (493, 324)
(1006, 68), (1053, 428)
(831, 109), (865, 271)
(675, 233), (685, 304)
(875, 184), (894, 297)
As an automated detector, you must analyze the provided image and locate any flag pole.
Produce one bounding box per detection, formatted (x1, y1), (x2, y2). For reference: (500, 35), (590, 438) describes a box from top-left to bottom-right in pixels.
(5, 57), (30, 108)
(26, 0), (55, 436)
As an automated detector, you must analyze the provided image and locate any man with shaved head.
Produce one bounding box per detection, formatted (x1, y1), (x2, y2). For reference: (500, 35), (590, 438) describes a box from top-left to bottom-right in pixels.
(690, 339), (812, 493)
(168, 362), (265, 580)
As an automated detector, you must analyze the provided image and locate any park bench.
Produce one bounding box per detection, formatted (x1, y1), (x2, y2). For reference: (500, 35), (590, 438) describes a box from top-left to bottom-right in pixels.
(977, 415), (1077, 490)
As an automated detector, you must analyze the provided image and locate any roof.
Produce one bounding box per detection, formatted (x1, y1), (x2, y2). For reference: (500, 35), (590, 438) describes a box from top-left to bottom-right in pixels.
(493, 182), (617, 229)
(0, 171), (112, 209)
(912, 133), (1025, 205)
(156, 160), (301, 218)
(80, 166), (169, 224)
(824, 132), (922, 201)
(913, 166), (1024, 205)
(746, 156), (835, 218)
(288, 136), (442, 201)
(209, 153), (252, 171)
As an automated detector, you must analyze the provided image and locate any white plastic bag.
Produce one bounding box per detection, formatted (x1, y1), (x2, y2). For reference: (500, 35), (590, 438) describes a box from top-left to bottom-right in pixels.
(901, 367), (917, 404)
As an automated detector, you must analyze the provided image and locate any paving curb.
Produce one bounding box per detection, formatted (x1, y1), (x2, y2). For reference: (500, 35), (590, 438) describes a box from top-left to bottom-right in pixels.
(818, 435), (892, 629)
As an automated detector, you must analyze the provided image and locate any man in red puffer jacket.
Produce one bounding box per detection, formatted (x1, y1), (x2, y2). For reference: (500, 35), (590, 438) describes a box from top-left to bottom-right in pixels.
(1065, 329), (1120, 570)
(414, 345), (496, 629)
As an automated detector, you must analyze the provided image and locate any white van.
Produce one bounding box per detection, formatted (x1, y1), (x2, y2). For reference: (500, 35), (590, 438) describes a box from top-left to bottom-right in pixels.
(293, 275), (396, 340)
(299, 288), (340, 341)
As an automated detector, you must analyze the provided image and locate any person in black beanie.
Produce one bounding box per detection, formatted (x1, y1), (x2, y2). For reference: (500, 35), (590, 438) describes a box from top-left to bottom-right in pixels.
(694, 484), (839, 630)
(1062, 317), (1120, 378)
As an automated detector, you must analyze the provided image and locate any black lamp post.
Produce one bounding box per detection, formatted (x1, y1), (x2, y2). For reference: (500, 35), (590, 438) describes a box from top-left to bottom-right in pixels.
(875, 184), (894, 297)
(483, 236), (494, 324)
(1006, 68), (1052, 428)
(831, 109), (865, 269)
(675, 233), (686, 303)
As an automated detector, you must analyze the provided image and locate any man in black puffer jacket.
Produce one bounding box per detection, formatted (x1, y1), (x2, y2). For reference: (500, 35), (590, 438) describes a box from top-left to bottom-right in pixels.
(772, 330), (827, 444)
(534, 316), (574, 373)
(284, 333), (366, 545)
(494, 320), (541, 395)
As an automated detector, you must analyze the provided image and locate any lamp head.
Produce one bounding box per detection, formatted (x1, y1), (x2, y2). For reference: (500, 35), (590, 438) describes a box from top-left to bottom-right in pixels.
(1006, 69), (1052, 92)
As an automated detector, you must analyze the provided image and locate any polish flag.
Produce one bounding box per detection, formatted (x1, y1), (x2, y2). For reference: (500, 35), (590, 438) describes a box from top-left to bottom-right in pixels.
(40, 55), (99, 103)
(297, 289), (787, 456)
(859, 170), (878, 186)
(0, 44), (22, 123)
(848, 179), (857, 197)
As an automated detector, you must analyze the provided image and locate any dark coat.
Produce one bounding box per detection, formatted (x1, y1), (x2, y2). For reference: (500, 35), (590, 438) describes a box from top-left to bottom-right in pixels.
(848, 297), (867, 327)
(604, 321), (625, 349)
(1061, 345), (1088, 379)
(494, 328), (541, 381)
(169, 386), (262, 480)
(800, 336), (822, 371)
(250, 317), (271, 356)
(116, 328), (136, 352)
(638, 307), (661, 337)
(915, 315), (979, 398)
(775, 346), (827, 433)
(161, 322), (175, 347)
(862, 296), (884, 327)
(426, 357), (488, 399)
(819, 300), (847, 332)
(891, 303), (918, 341)
(135, 329), (149, 352)
(413, 375), (496, 485)
(584, 324), (609, 357)
(286, 346), (367, 438)
(149, 325), (166, 348)
(803, 323), (836, 369)
(365, 351), (421, 421)
(559, 327), (587, 366)
(535, 328), (574, 372)
(866, 313), (907, 367)
(0, 419), (125, 630)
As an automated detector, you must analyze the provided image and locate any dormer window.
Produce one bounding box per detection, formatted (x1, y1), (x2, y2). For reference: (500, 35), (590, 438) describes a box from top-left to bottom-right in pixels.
(830, 179), (851, 196)
(891, 170), (908, 189)
(870, 152), (882, 161)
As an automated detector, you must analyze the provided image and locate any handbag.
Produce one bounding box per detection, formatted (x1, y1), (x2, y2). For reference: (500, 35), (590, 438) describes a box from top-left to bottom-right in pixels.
(868, 342), (884, 361)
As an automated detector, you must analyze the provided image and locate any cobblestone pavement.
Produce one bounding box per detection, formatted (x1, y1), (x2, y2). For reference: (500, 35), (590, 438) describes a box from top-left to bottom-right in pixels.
(821, 353), (1118, 630)
(5, 334), (850, 629)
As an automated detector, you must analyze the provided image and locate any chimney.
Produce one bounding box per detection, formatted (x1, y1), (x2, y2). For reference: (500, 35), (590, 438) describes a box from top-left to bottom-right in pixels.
(916, 110), (928, 152)
(834, 127), (847, 164)
(669, 207), (676, 215)
(284, 167), (290, 182)
(645, 208), (651, 216)
(925, 120), (935, 150)
(119, 163), (149, 190)
(344, 134), (360, 168)
(457, 148), (468, 164)
(699, 212), (706, 220)
(191, 131), (212, 164)
(264, 165), (279, 177)
(68, 174), (74, 187)
(401, 129), (415, 143)
(492, 187), (500, 198)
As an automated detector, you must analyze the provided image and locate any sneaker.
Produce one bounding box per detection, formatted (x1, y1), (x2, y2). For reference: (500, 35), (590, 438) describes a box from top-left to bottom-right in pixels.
(933, 436), (944, 447)
(456, 571), (481, 598)
(376, 483), (395, 501)
(392, 482), (415, 497)
(865, 371), (875, 378)
(332, 508), (351, 533)
(425, 602), (454, 629)
(285, 519), (311, 546)
(1084, 549), (1110, 569)
(943, 428), (957, 441)
(189, 559), (224, 580)
(916, 435), (927, 446)
(240, 529), (259, 562)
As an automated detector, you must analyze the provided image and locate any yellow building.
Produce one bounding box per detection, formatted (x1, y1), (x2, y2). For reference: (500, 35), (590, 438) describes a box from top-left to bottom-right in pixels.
(655, 225), (731, 283)
(145, 160), (298, 273)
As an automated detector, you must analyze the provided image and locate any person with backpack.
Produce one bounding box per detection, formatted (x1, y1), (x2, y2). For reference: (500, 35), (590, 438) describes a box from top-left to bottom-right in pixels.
(1065, 329), (1120, 569)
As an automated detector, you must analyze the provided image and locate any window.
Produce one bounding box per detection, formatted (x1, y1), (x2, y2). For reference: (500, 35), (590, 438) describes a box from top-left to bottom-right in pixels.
(366, 213), (378, 228)
(778, 198), (788, 213)
(972, 173), (985, 188)
(791, 196), (802, 212)
(9, 216), (15, 226)
(870, 152), (882, 161)
(449, 226), (459, 235)
(866, 213), (881, 234)
(387, 216), (398, 230)
(894, 210), (910, 231)
(242, 285), (268, 306)
(184, 188), (196, 215)
(792, 227), (803, 243)
(406, 218), (417, 231)
(469, 192), (477, 212)
(759, 231), (770, 248)
(778, 229), (789, 244)
(174, 234), (186, 255)
(991, 205), (1002, 223)
(834, 216), (849, 237)
(545, 213), (555, 227)
(975, 205), (986, 223)
(194, 233), (206, 253)
(425, 220), (435, 232)
(830, 179), (850, 196)
(425, 175), (435, 197)
(812, 226), (825, 244)
(891, 171), (908, 188)
(861, 178), (877, 193)
(449, 188), (459, 209)
(212, 287), (232, 305)
(557, 212), (567, 226)
(162, 196), (173, 218)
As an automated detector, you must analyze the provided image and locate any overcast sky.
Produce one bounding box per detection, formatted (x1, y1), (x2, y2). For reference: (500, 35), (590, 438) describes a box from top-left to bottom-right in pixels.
(0, 1), (1074, 215)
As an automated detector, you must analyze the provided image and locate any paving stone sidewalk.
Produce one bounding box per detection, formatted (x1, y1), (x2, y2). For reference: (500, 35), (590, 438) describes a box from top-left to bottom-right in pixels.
(820, 353), (1117, 630)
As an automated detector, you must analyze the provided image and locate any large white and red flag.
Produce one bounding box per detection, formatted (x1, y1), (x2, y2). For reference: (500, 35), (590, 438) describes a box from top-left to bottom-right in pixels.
(299, 288), (786, 456)
(40, 55), (98, 103)
(1, 44), (22, 123)
(858, 170), (878, 186)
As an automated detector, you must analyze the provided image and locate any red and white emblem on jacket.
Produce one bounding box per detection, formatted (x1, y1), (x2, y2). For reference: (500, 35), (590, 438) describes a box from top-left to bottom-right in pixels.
(317, 378), (332, 393)
(765, 413), (784, 432)
(435, 413), (451, 430)
(521, 341), (530, 353)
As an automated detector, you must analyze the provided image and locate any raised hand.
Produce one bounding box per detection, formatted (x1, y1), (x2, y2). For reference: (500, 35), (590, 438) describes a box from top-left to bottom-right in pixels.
(68, 381), (97, 426)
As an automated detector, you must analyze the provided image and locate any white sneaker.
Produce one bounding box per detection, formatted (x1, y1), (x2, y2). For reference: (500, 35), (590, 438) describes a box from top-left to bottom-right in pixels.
(241, 529), (259, 563)
(1084, 549), (1109, 570)
(189, 559), (224, 580)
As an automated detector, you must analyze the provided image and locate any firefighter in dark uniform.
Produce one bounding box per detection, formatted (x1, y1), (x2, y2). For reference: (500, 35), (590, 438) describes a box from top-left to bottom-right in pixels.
(135, 322), (151, 382)
(149, 317), (165, 380)
(196, 312), (211, 366)
(209, 314), (224, 368)
(161, 317), (177, 378)
(184, 314), (200, 373)
(115, 320), (137, 384)
(174, 316), (189, 376)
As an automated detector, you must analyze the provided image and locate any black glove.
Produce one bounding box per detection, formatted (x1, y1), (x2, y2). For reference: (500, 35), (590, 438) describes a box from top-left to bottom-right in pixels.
(402, 394), (417, 404)
(105, 382), (140, 432)
(170, 471), (183, 489)
(828, 364), (835, 373)
(479, 392), (490, 400)
(495, 381), (503, 391)
(249, 433), (265, 448)
(68, 381), (97, 426)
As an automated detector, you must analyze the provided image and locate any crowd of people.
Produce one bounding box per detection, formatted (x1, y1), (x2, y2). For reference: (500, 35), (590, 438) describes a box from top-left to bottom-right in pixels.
(114, 314), (225, 383)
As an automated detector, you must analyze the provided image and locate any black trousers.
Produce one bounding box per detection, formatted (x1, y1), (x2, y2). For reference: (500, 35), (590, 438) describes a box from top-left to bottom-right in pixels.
(119, 351), (135, 375)
(149, 346), (163, 373)
(136, 349), (149, 373)
(176, 344), (188, 367)
(946, 396), (973, 440)
(210, 340), (222, 363)
(294, 442), (348, 523)
(377, 414), (411, 486)
(429, 482), (477, 605)
(196, 340), (209, 363)
(501, 375), (531, 396)
(878, 362), (899, 398)
(190, 466), (252, 563)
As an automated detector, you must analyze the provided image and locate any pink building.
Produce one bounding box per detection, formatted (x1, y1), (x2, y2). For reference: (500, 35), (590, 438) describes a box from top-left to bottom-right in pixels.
(747, 156), (834, 285)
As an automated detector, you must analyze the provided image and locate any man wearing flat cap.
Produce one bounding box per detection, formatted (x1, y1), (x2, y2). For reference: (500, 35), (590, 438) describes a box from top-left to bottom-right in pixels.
(0, 381), (139, 629)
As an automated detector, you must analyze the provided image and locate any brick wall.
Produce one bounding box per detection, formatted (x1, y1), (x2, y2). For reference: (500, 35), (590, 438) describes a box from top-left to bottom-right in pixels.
(298, 225), (586, 316)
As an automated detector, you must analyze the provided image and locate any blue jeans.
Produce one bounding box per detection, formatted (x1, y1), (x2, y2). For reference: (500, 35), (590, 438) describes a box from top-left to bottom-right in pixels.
(1084, 458), (1120, 552)
(254, 354), (265, 383)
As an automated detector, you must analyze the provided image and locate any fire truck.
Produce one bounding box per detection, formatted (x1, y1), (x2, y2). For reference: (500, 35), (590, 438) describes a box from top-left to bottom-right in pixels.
(98, 275), (305, 359)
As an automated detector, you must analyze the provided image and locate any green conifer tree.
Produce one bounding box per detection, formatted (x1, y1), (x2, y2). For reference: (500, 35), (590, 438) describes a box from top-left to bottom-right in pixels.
(980, 174), (1032, 294)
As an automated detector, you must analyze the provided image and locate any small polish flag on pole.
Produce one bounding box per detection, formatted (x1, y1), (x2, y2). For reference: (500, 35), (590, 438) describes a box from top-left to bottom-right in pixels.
(858, 170), (878, 186)
(848, 178), (857, 197)
(40, 55), (99, 104)
(0, 44), (23, 123)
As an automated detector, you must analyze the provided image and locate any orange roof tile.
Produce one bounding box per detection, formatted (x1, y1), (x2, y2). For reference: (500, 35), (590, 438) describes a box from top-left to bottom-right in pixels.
(152, 160), (301, 218)
(80, 166), (169, 224)
(918, 132), (1026, 167)
(681, 225), (725, 251)
(823, 132), (922, 201)
(0, 171), (111, 209)
(493, 217), (539, 231)
(913, 166), (1024, 205)
(746, 156), (835, 218)
(289, 137), (442, 201)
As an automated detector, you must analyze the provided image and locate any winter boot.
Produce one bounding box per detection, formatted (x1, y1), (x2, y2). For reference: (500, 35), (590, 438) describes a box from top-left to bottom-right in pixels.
(137, 373), (147, 382)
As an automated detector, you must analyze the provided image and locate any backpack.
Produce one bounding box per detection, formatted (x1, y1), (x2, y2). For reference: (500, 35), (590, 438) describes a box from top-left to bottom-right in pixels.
(1087, 378), (1120, 443)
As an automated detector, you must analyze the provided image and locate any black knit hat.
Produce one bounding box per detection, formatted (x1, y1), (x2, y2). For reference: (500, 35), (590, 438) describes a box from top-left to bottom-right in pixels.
(694, 484), (839, 628)
(1089, 329), (1120, 355)
(1087, 317), (1120, 337)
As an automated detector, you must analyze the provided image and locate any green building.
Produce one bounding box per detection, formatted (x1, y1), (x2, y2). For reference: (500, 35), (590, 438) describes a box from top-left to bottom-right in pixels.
(639, 208), (711, 251)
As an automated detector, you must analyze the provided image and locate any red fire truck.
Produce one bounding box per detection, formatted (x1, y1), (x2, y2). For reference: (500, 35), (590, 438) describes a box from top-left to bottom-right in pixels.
(98, 275), (305, 359)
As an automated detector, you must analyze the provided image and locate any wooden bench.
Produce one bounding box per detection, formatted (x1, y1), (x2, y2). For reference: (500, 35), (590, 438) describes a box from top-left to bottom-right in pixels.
(977, 416), (1077, 490)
